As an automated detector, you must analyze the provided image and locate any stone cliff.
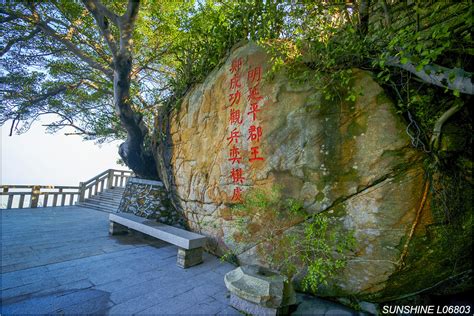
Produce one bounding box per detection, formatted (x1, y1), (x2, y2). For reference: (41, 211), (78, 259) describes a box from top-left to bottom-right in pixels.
(158, 42), (470, 301)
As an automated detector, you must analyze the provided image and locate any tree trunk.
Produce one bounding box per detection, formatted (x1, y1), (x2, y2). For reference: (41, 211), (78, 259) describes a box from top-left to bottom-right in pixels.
(114, 53), (158, 179)
(358, 0), (371, 36)
(153, 107), (175, 189)
(152, 106), (187, 226)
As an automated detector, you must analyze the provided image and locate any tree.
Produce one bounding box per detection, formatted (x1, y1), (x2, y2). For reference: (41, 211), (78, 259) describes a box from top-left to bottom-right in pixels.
(0, 0), (180, 179)
(0, 0), (288, 181)
(0, 0), (285, 180)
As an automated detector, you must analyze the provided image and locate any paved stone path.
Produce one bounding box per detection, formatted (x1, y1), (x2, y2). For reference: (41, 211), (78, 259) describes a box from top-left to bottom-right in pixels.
(1, 206), (239, 315)
(1, 206), (363, 315)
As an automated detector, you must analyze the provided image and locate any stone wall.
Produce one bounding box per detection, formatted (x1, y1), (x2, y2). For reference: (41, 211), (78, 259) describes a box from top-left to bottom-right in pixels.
(118, 178), (184, 227)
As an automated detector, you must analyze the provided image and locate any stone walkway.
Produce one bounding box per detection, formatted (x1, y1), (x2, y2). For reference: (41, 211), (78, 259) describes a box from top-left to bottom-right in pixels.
(1, 206), (239, 315)
(1, 206), (361, 315)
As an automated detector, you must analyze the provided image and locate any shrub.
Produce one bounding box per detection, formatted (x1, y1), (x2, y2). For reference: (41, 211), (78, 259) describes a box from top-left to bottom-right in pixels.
(226, 186), (356, 293)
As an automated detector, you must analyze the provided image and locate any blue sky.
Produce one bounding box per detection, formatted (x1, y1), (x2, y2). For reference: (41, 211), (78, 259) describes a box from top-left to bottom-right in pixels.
(1, 119), (126, 186)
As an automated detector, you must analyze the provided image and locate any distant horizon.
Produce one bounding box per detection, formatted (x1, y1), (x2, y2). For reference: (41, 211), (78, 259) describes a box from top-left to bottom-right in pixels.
(1, 119), (127, 187)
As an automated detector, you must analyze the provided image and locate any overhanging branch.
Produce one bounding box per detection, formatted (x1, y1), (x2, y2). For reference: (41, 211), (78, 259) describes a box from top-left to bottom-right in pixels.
(0, 15), (19, 23)
(95, 1), (119, 25)
(22, 82), (82, 106)
(43, 122), (97, 136)
(0, 8), (114, 79)
(430, 102), (464, 152)
(0, 27), (40, 57)
(36, 20), (114, 79)
(81, 0), (119, 58)
(118, 0), (140, 56)
(386, 57), (473, 95)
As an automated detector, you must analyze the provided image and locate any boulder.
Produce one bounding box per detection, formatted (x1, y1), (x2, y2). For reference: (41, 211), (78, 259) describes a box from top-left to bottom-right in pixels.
(163, 42), (470, 301)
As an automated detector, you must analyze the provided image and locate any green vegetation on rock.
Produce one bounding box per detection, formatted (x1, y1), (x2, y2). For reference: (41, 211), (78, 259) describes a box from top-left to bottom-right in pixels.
(225, 186), (356, 294)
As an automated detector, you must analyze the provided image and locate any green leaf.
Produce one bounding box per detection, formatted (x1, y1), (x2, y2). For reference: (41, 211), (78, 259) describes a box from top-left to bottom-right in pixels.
(448, 72), (456, 83)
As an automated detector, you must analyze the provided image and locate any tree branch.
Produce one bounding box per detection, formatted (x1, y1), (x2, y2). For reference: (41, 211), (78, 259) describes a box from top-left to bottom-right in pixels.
(9, 114), (20, 136)
(14, 82), (84, 109)
(38, 20), (114, 79)
(118, 0), (140, 56)
(52, 6), (109, 64)
(430, 102), (464, 151)
(0, 15), (19, 23)
(386, 57), (474, 95)
(74, 34), (113, 65)
(123, 0), (140, 27)
(43, 122), (97, 136)
(82, 79), (113, 95)
(0, 9), (114, 79)
(64, 9), (88, 40)
(16, 49), (67, 58)
(0, 27), (40, 57)
(29, 110), (97, 136)
(81, 0), (119, 57)
(135, 92), (149, 109)
(95, 1), (119, 25)
(131, 48), (168, 79)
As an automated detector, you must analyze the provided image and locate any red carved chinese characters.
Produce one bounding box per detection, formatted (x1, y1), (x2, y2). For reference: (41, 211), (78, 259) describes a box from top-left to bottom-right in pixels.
(227, 128), (240, 145)
(247, 103), (260, 122)
(229, 109), (243, 125)
(225, 58), (267, 202)
(228, 146), (242, 164)
(230, 58), (243, 74)
(230, 76), (241, 90)
(247, 85), (263, 104)
(231, 168), (245, 184)
(231, 187), (243, 201)
(248, 125), (262, 142)
(246, 66), (265, 164)
(228, 90), (241, 107)
(249, 146), (264, 162)
(248, 66), (261, 84)
(227, 58), (245, 201)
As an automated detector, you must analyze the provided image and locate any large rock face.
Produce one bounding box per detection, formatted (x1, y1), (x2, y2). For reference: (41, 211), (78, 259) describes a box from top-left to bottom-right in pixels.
(165, 42), (461, 301)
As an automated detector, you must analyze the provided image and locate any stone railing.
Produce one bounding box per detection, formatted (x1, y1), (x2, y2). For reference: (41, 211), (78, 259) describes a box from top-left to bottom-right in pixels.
(1, 169), (132, 210)
(1, 185), (81, 209)
(78, 169), (132, 202)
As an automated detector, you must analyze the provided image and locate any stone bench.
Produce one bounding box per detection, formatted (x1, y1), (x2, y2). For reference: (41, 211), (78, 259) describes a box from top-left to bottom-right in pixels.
(109, 213), (206, 268)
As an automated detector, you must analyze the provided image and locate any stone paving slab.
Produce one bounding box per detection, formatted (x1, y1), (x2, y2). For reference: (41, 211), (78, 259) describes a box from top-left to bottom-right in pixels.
(1, 206), (360, 315)
(1, 206), (239, 315)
